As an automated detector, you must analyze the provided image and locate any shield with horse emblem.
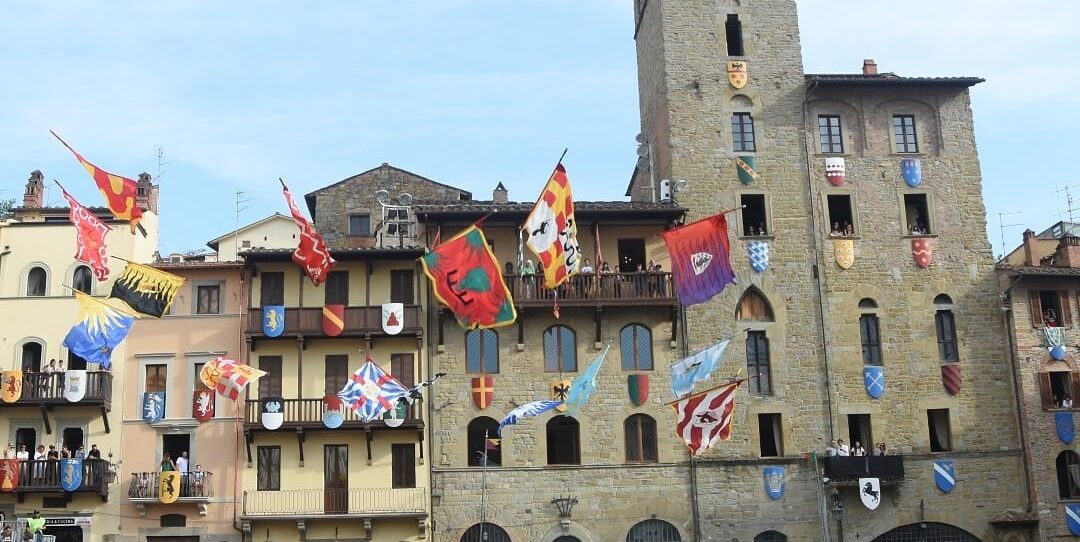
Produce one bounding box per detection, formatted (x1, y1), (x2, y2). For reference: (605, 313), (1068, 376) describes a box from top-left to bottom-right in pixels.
(322, 304), (345, 337)
(864, 366), (884, 399)
(748, 241), (769, 273)
(833, 239), (854, 270)
(1, 370), (21, 403)
(763, 466), (785, 500)
(859, 477), (881, 510)
(159, 471), (180, 504)
(727, 60), (748, 89)
(60, 458), (83, 491)
(627, 374), (649, 406)
(934, 459), (956, 493)
(551, 379), (571, 412)
(263, 305), (285, 337)
(912, 238), (933, 268)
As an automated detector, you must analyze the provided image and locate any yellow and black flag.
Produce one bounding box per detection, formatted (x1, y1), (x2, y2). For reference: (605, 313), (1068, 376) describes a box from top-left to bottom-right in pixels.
(109, 262), (186, 318)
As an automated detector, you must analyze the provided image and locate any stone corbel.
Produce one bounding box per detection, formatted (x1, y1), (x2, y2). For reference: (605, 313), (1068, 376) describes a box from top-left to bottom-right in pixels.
(134, 503), (147, 517)
(241, 521), (251, 542)
(197, 502), (208, 516)
(363, 518), (373, 539)
(297, 519), (306, 541)
(418, 518), (427, 539)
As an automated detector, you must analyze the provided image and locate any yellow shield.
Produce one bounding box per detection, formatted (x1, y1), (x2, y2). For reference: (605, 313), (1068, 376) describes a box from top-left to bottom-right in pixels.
(727, 61), (748, 89)
(1, 371), (22, 403)
(833, 239), (855, 270)
(159, 471), (181, 504)
(550, 379), (572, 413)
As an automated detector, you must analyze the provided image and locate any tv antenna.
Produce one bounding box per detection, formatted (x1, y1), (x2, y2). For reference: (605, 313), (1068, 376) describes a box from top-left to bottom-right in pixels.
(1056, 184), (1080, 222)
(154, 146), (174, 183)
(234, 189), (256, 258)
(997, 211), (1023, 262)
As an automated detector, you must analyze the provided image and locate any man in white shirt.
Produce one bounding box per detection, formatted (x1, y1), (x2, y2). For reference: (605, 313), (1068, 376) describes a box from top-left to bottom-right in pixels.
(176, 451), (189, 473)
(836, 438), (850, 457)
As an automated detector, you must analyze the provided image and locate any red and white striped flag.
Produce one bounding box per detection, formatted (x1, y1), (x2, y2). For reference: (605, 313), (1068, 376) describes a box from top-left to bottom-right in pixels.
(672, 379), (744, 456)
(200, 357), (267, 401)
(280, 179), (336, 286)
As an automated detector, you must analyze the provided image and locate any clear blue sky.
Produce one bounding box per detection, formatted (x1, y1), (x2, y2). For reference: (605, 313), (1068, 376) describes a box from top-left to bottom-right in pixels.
(2, 1), (1076, 258)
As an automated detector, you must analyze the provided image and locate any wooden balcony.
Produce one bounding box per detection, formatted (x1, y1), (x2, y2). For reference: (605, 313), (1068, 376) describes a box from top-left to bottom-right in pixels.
(3, 372), (113, 410)
(504, 272), (679, 307)
(128, 471), (213, 516)
(824, 455), (905, 483)
(243, 398), (422, 432)
(245, 305), (422, 339)
(13, 459), (114, 501)
(242, 487), (427, 519)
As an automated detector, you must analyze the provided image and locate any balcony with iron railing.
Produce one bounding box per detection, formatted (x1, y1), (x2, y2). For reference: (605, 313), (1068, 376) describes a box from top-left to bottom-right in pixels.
(128, 471), (214, 515)
(244, 305), (422, 338)
(2, 372), (113, 410)
(824, 455), (905, 483)
(242, 487), (427, 519)
(9, 459), (114, 499)
(503, 272), (678, 307)
(243, 398), (420, 432)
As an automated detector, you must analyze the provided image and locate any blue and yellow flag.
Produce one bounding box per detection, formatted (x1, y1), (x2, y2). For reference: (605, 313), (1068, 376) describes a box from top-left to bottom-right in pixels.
(63, 292), (135, 370)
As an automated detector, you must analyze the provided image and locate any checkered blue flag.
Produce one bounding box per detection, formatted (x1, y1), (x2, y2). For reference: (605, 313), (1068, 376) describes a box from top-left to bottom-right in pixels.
(338, 358), (409, 422)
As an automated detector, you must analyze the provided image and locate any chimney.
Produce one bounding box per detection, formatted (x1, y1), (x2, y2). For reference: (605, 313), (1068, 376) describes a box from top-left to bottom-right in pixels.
(493, 182), (508, 204)
(22, 170), (44, 208)
(1023, 229), (1038, 266)
(862, 59), (878, 75)
(136, 172), (158, 214)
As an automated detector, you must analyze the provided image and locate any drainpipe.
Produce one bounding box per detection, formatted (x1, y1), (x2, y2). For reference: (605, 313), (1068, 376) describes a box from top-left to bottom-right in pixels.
(1002, 276), (1036, 511)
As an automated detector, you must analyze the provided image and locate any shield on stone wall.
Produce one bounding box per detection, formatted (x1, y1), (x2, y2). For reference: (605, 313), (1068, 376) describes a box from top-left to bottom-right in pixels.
(261, 397), (284, 430)
(933, 459), (956, 493)
(323, 395), (345, 429)
(1067, 504), (1080, 536)
(1056, 411), (1075, 444)
(193, 390), (215, 423)
(627, 374), (649, 406)
(1, 370), (22, 403)
(736, 155), (758, 185)
(60, 458), (83, 492)
(263, 305), (285, 337)
(825, 157), (846, 186)
(859, 477), (881, 510)
(912, 238), (933, 269)
(322, 304), (345, 337)
(863, 366), (884, 399)
(833, 239), (854, 270)
(763, 466), (785, 500)
(159, 471), (180, 504)
(382, 303), (404, 335)
(901, 158), (922, 187)
(551, 379), (572, 412)
(64, 370), (87, 402)
(940, 364), (961, 396)
(748, 241), (769, 273)
(471, 376), (493, 410)
(727, 61), (748, 89)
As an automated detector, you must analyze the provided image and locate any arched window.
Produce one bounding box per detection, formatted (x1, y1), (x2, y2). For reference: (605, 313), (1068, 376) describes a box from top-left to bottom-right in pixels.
(1058, 450), (1080, 498)
(554, 537), (582, 542)
(934, 294), (958, 362)
(460, 523), (511, 542)
(543, 325), (577, 372)
(627, 519), (681, 542)
(755, 531), (787, 542)
(624, 414), (658, 463)
(26, 266), (47, 297)
(620, 324), (653, 370)
(871, 522), (979, 541)
(859, 298), (882, 365)
(546, 415), (580, 465)
(736, 288), (774, 321)
(72, 266), (93, 295)
(467, 417), (501, 467)
(21, 342), (43, 372)
(466, 329), (499, 373)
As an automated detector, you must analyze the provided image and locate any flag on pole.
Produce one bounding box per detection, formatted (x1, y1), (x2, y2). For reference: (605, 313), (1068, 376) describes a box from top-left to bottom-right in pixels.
(61, 189), (111, 281)
(486, 437), (501, 450)
(420, 225), (517, 329)
(109, 262), (185, 317)
(523, 162), (581, 289)
(200, 357), (267, 401)
(672, 380), (744, 456)
(281, 180), (336, 286)
(50, 130), (143, 233)
(338, 358), (409, 422)
(62, 292), (135, 370)
(498, 399), (562, 434)
(670, 339), (732, 397)
(563, 343), (612, 415)
(662, 213), (736, 306)
(399, 372), (447, 405)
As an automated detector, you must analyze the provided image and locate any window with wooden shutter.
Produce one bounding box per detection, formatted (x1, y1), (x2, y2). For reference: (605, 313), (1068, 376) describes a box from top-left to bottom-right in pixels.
(1029, 290), (1043, 328)
(392, 443), (416, 488)
(258, 356), (283, 397)
(1062, 291), (1074, 327)
(1040, 372), (1054, 409)
(324, 355), (349, 395)
(1071, 372), (1080, 408)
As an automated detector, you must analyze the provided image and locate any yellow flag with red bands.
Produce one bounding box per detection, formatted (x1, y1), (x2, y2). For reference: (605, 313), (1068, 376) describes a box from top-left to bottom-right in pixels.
(51, 131), (143, 233)
(523, 163), (581, 289)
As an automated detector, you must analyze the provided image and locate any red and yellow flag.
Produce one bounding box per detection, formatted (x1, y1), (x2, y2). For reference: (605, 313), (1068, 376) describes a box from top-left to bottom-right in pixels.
(523, 163), (581, 289)
(61, 189), (111, 281)
(51, 131), (143, 234)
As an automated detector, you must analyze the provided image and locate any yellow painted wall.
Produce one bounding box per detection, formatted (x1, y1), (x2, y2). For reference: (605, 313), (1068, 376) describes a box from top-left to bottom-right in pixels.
(214, 214), (298, 262)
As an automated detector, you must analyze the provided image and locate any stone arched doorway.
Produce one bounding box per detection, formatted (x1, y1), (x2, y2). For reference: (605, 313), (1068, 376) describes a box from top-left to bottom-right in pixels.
(871, 523), (981, 542)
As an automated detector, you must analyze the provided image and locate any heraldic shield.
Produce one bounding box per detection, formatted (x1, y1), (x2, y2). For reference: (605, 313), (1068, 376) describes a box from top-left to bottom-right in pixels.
(1, 370), (22, 403)
(763, 466), (785, 500)
(748, 241), (769, 273)
(627, 374), (649, 406)
(1067, 504), (1080, 536)
(736, 155), (758, 185)
(64, 370), (87, 402)
(901, 158), (922, 187)
(825, 157), (846, 186)
(471, 376), (493, 410)
(159, 471), (180, 504)
(551, 379), (572, 412)
(143, 392), (165, 423)
(60, 458), (83, 492)
(727, 60), (748, 89)
(941, 364), (961, 396)
(322, 304), (344, 337)
(383, 398), (407, 428)
(864, 366), (885, 399)
(0, 458), (18, 492)
(323, 395), (345, 429)
(833, 239), (854, 269)
(263, 305), (285, 337)
(912, 238), (933, 268)
(193, 390), (215, 423)
(261, 397), (285, 430)
(934, 459), (956, 493)
(859, 477), (881, 510)
(1056, 411), (1075, 444)
(382, 302), (404, 335)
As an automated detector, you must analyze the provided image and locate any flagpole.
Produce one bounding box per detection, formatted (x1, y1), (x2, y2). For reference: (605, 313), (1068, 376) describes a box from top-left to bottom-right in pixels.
(480, 430), (489, 539)
(667, 327), (752, 367)
(719, 204), (747, 215)
(663, 377), (750, 407)
(61, 284), (141, 318)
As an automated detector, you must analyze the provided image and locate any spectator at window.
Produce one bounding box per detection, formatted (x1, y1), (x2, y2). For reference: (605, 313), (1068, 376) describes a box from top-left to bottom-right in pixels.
(836, 439), (849, 457)
(825, 440), (838, 457)
(521, 260), (536, 299)
(1065, 395), (1075, 409)
(873, 442), (887, 456)
(1045, 309), (1059, 327)
(830, 223), (842, 237)
(851, 441), (866, 457)
(16, 445), (29, 462)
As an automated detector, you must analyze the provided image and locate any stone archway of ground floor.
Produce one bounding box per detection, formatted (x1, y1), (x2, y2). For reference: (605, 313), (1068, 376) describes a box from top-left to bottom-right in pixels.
(870, 522), (981, 542)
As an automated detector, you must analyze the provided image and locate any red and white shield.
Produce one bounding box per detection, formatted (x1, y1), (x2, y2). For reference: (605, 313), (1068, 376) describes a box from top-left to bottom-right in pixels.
(825, 157), (845, 186)
(322, 304), (345, 337)
(193, 390), (215, 422)
(912, 238), (933, 268)
(382, 303), (404, 335)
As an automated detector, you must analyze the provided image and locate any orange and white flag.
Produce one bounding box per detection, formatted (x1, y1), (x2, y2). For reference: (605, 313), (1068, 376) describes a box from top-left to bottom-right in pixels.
(523, 163), (581, 289)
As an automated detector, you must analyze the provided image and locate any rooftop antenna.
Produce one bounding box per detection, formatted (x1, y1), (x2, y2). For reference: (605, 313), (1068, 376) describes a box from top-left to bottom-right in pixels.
(234, 189), (256, 258)
(997, 211), (1023, 262)
(1057, 184), (1080, 223)
(154, 146), (174, 184)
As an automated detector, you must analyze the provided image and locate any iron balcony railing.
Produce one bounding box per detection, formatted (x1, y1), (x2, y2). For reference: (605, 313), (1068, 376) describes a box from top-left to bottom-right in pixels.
(503, 272), (677, 306)
(12, 458), (113, 495)
(824, 455), (905, 482)
(242, 487), (427, 517)
(245, 305), (422, 337)
(4, 371), (113, 409)
(244, 398), (420, 430)
(128, 471), (214, 501)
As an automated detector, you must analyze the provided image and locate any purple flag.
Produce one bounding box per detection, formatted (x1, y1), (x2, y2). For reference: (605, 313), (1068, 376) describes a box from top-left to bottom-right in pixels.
(662, 214), (736, 306)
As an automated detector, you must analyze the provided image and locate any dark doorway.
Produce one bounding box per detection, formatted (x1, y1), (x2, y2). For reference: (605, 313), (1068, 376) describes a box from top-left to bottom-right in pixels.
(67, 353), (87, 371)
(62, 428), (84, 454)
(162, 434), (190, 467)
(617, 239), (646, 273)
(48, 525), (84, 542)
(21, 343), (42, 372)
(324, 445), (348, 514)
(15, 428), (36, 457)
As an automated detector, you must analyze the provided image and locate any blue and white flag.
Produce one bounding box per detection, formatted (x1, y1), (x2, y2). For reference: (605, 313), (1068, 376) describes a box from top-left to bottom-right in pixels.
(142, 392), (165, 423)
(338, 358), (409, 422)
(1045, 327), (1068, 360)
(498, 400), (562, 434)
(564, 344), (612, 415)
(63, 292), (135, 370)
(670, 339), (731, 397)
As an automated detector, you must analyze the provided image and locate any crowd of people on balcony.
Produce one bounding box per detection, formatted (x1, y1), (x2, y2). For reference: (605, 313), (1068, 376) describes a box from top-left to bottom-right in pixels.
(2, 441), (105, 489)
(132, 450), (208, 498)
(504, 259), (671, 300)
(825, 439), (889, 457)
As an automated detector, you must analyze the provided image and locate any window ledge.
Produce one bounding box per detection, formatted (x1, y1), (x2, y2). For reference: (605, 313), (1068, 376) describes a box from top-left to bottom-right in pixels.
(739, 235), (775, 241)
(827, 235), (861, 240)
(889, 153), (927, 158)
(813, 153), (851, 158)
(902, 234), (938, 239)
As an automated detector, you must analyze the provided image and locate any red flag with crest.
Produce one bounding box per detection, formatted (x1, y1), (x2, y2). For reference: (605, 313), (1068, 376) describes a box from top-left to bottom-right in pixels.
(280, 180), (336, 286)
(51, 131), (143, 233)
(61, 189), (111, 281)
